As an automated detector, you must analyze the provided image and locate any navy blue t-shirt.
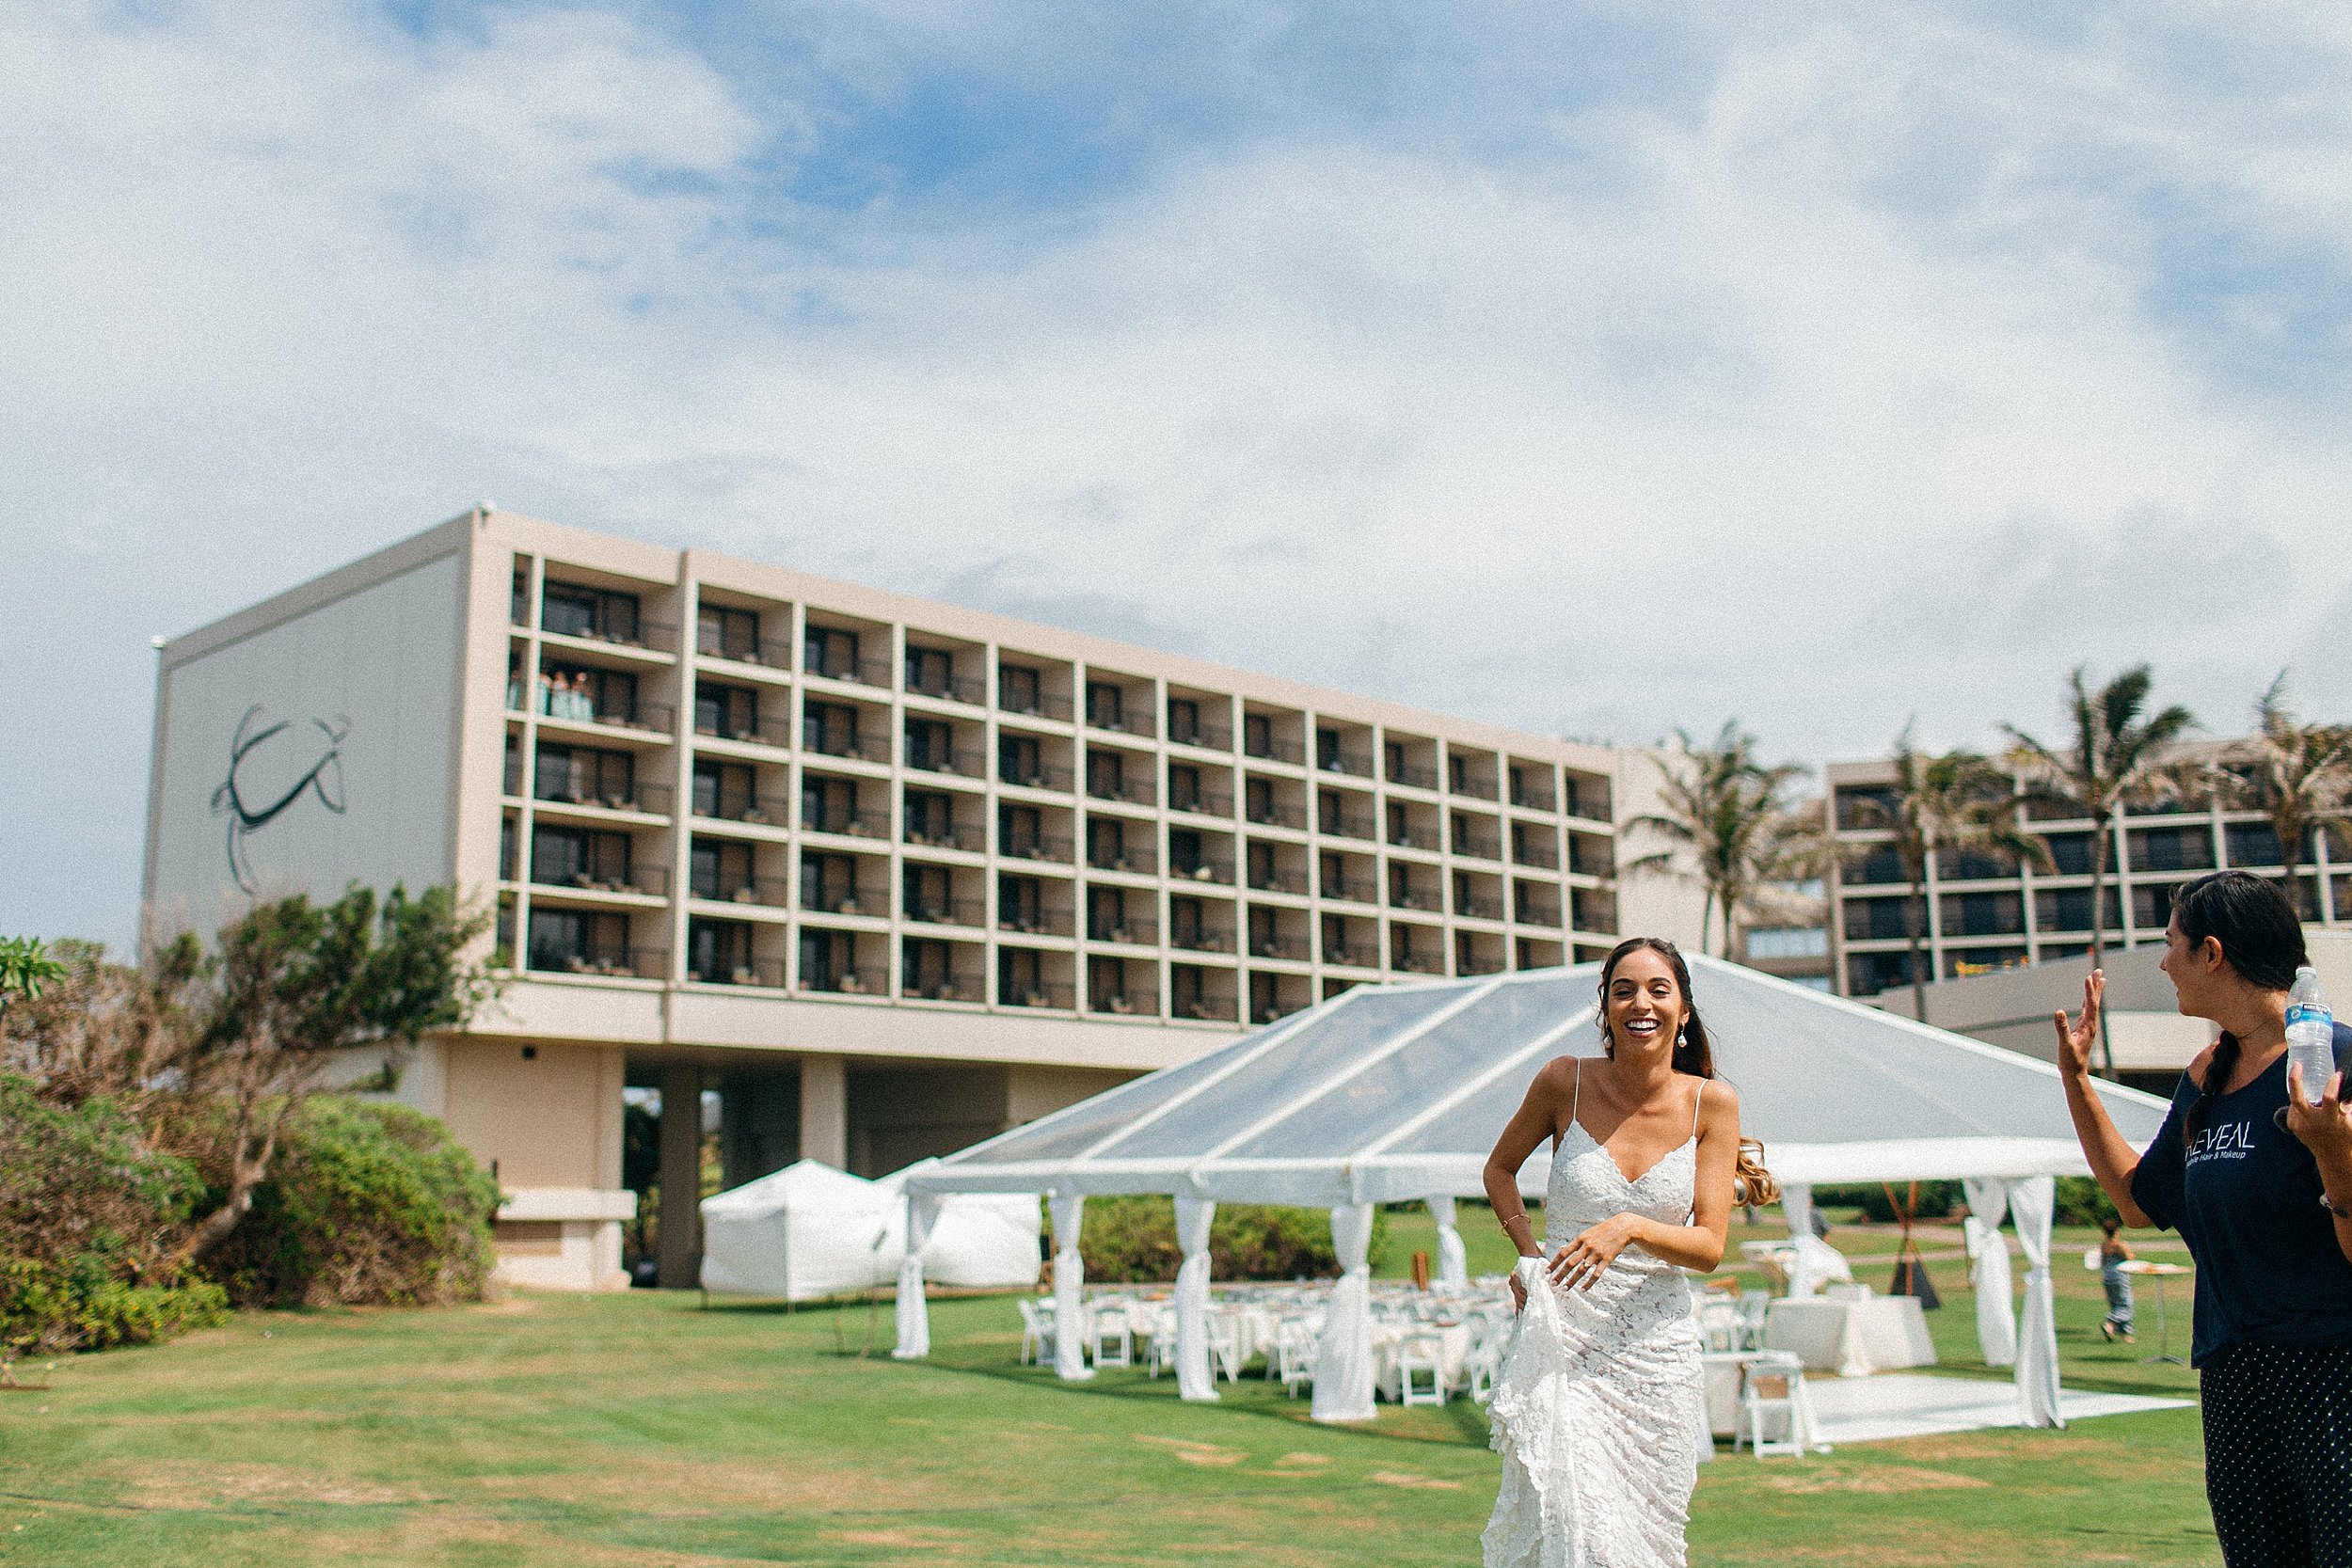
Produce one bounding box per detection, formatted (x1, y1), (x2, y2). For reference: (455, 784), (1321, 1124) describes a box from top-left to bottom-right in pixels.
(2131, 1027), (2352, 1367)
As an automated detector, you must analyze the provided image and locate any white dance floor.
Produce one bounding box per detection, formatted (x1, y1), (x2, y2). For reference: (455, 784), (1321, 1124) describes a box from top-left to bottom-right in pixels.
(1804, 1373), (2192, 1447)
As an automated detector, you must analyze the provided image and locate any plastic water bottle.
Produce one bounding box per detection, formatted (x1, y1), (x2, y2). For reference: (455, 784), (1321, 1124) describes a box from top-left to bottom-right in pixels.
(2286, 966), (2336, 1106)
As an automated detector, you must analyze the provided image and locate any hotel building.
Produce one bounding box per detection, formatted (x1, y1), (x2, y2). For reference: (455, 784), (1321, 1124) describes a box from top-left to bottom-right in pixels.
(1825, 750), (2349, 1000)
(144, 509), (1694, 1290)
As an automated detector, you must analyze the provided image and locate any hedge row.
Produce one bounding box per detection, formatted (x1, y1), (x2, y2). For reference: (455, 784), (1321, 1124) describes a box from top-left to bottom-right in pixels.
(1062, 1195), (1390, 1282)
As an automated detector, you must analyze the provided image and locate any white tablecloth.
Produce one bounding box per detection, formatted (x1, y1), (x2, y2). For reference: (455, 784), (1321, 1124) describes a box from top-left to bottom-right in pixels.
(1368, 1320), (1474, 1399)
(1765, 1295), (1936, 1376)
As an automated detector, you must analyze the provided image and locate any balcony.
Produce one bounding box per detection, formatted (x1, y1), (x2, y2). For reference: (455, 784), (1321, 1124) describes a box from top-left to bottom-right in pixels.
(905, 974), (986, 1004)
(1321, 875), (1377, 904)
(1451, 827), (1501, 861)
(1085, 706), (1156, 741)
(800, 807), (888, 839)
(687, 956), (786, 988)
(1088, 988), (1161, 1018)
(696, 630), (793, 671)
(1248, 865), (1309, 895)
(1166, 723), (1232, 752)
(534, 691), (675, 737)
(1388, 762), (1439, 790)
(803, 889), (882, 919)
(1388, 826), (1442, 853)
(799, 965), (888, 997)
(696, 712), (794, 750)
(905, 668), (987, 706)
(1455, 893), (1505, 921)
(533, 779), (676, 817)
(1168, 791), (1233, 820)
(1389, 888), (1442, 914)
(906, 897), (988, 930)
(805, 654), (896, 689)
(1000, 689), (1074, 722)
(1318, 809), (1376, 841)
(1171, 858), (1235, 888)
(1001, 835), (1074, 865)
(1391, 951), (1445, 975)
(1509, 785), (1556, 813)
(1514, 898), (1563, 927)
(997, 908), (1075, 938)
(1087, 776), (1157, 807)
(998, 761), (1075, 793)
(1245, 800), (1306, 830)
(1002, 980), (1077, 1009)
(907, 747), (987, 781)
(1316, 752), (1375, 781)
(904, 821), (986, 854)
(533, 865), (670, 898)
(1089, 917), (1160, 946)
(546, 618), (679, 657)
(1248, 934), (1310, 961)
(1245, 735), (1306, 765)
(692, 876), (792, 910)
(1087, 845), (1159, 876)
(533, 946), (670, 981)
(803, 731), (892, 765)
(1322, 943), (1378, 969)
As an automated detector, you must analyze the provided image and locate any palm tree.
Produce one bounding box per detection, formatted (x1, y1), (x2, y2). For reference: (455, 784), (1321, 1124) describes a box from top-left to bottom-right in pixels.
(2227, 671), (2352, 911)
(2004, 664), (2196, 1076)
(0, 936), (66, 1021)
(1627, 721), (1815, 958)
(1850, 725), (2053, 1024)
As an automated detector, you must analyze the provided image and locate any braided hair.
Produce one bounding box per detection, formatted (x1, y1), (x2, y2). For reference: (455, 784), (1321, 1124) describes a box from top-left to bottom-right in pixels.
(2176, 871), (2308, 1147)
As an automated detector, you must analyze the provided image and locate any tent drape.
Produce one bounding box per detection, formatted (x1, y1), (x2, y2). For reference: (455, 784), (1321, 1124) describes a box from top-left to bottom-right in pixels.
(1781, 1184), (1816, 1295)
(1427, 1194), (1469, 1290)
(1174, 1195), (1217, 1402)
(891, 1191), (942, 1359)
(2007, 1175), (2062, 1427)
(1311, 1204), (1375, 1422)
(1050, 1190), (1092, 1381)
(1961, 1176), (2016, 1368)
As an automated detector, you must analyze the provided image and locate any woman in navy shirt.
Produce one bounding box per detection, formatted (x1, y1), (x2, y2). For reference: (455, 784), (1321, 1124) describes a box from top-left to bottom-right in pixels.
(2059, 870), (2352, 1567)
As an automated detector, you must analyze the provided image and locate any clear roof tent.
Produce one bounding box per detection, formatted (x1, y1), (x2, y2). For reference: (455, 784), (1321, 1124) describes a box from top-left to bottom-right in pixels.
(899, 956), (2173, 1423)
(907, 955), (2174, 1207)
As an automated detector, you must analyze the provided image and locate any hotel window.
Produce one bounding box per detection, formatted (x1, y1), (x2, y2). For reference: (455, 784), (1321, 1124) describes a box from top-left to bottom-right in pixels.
(698, 604), (759, 661)
(804, 625), (860, 680)
(999, 663), (1041, 715)
(1167, 697), (1201, 746)
(695, 760), (755, 821)
(542, 581), (641, 644)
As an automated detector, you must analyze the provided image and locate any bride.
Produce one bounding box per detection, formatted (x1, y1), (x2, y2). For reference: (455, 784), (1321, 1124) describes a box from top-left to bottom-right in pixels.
(1480, 937), (1776, 1568)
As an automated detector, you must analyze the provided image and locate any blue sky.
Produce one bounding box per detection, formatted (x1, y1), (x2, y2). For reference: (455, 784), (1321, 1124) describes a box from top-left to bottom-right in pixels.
(5, 0), (2351, 949)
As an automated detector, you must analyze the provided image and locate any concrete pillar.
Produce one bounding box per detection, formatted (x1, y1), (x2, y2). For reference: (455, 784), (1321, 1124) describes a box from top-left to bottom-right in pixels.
(801, 1053), (848, 1169)
(657, 1063), (702, 1290)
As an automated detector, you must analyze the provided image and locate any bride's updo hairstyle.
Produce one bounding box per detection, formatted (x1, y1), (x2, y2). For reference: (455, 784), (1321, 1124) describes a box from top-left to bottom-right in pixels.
(1596, 937), (1780, 1208)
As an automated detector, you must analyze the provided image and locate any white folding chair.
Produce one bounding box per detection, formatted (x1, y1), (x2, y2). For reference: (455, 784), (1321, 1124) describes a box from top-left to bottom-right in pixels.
(1143, 1306), (1174, 1378)
(1698, 1300), (1740, 1353)
(1017, 1297), (1050, 1366)
(1462, 1317), (1506, 1405)
(1738, 1351), (1820, 1457)
(1736, 1291), (1772, 1351)
(1395, 1330), (1447, 1407)
(1275, 1318), (1317, 1398)
(1208, 1314), (1246, 1384)
(1090, 1305), (1132, 1369)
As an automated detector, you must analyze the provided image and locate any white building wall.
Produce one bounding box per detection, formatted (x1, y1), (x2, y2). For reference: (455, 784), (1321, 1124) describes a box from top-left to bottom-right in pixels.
(146, 549), (464, 942)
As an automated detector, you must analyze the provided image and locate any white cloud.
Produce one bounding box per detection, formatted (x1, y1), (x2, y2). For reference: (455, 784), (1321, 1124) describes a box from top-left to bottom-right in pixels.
(3, 0), (2349, 947)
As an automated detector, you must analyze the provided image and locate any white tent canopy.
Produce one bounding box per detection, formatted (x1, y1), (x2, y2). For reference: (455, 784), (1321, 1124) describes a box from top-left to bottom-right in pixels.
(901, 958), (2173, 1424)
(702, 1159), (1040, 1306)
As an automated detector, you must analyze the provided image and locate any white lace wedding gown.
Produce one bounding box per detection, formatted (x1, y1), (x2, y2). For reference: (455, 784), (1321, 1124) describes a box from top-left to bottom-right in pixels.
(1483, 1082), (1705, 1568)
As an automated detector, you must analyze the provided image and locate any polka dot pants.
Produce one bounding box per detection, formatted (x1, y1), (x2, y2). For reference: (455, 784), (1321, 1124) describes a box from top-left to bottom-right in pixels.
(2202, 1344), (2352, 1567)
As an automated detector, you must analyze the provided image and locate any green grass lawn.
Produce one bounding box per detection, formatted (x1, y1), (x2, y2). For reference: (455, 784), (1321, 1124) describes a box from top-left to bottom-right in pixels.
(0, 1222), (2217, 1567)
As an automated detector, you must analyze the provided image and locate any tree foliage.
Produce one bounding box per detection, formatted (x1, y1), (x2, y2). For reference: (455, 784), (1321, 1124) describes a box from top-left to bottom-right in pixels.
(2226, 670), (2352, 894)
(1851, 724), (2053, 1022)
(2004, 665), (2195, 1074)
(1626, 721), (1822, 957)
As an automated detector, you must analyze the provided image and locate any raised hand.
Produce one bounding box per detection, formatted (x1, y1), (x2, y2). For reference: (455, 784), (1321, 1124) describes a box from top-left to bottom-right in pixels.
(2285, 1066), (2352, 1160)
(2053, 970), (2105, 1079)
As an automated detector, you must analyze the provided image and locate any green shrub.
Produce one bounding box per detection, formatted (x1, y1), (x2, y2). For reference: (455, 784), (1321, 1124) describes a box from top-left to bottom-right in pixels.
(201, 1098), (501, 1308)
(0, 1073), (222, 1354)
(2054, 1175), (2120, 1228)
(1065, 1196), (1390, 1282)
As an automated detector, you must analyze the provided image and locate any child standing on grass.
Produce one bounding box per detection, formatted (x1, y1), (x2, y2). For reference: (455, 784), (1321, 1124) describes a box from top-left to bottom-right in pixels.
(2099, 1215), (2135, 1342)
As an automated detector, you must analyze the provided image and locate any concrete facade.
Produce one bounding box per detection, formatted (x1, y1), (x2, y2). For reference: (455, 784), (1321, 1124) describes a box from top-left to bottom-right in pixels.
(145, 509), (1700, 1290)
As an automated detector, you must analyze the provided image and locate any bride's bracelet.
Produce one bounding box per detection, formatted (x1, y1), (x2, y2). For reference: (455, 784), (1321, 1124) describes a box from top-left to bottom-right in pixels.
(1498, 1210), (1534, 1240)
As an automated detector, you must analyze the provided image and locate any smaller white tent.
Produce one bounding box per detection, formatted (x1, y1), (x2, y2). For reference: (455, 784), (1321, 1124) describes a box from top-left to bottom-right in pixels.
(700, 1160), (1041, 1303)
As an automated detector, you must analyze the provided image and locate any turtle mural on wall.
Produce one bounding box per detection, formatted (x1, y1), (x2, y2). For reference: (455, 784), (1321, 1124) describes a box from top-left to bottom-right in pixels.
(211, 705), (350, 893)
